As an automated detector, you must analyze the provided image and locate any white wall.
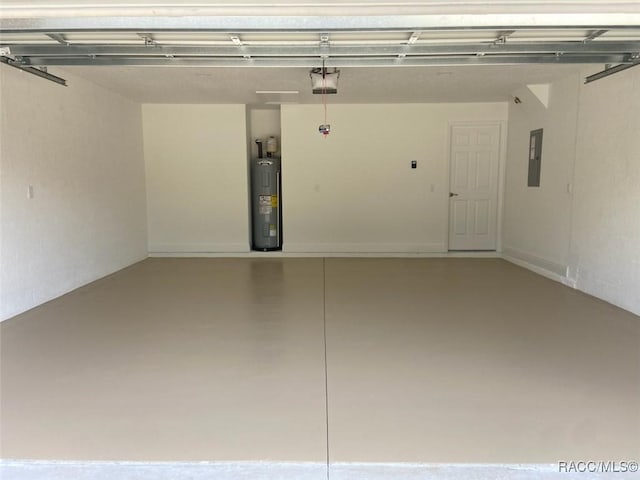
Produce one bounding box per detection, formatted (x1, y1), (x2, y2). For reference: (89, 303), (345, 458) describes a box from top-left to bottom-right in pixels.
(503, 75), (580, 275)
(249, 107), (281, 159)
(143, 104), (249, 253)
(281, 103), (508, 253)
(569, 67), (640, 315)
(503, 67), (640, 316)
(0, 65), (147, 321)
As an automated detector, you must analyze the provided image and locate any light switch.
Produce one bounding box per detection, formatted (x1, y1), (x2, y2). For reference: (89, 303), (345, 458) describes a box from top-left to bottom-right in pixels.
(27, 185), (34, 199)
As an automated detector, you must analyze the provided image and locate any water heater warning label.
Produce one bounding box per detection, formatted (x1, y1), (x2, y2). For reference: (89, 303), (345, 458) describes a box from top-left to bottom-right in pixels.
(259, 205), (272, 215)
(271, 195), (278, 207)
(259, 195), (271, 206)
(269, 225), (277, 237)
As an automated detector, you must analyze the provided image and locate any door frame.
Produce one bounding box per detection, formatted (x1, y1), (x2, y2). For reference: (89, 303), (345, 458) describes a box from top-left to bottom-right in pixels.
(446, 120), (507, 252)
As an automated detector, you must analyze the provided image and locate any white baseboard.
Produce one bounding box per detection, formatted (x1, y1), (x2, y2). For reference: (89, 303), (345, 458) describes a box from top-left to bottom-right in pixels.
(502, 254), (566, 284)
(501, 246), (572, 286)
(148, 242), (461, 257)
(1, 460), (584, 480)
(148, 243), (250, 254)
(149, 251), (502, 258)
(284, 242), (448, 254)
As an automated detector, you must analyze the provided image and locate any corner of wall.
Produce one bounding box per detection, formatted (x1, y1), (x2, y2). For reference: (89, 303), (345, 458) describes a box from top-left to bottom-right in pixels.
(1, 66), (148, 321)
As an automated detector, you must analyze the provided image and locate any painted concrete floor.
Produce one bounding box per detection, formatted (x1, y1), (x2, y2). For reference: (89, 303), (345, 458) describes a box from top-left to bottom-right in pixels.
(1, 258), (639, 466)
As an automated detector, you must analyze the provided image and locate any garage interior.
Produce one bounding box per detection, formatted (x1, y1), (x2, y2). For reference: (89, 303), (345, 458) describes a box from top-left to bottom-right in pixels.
(1, 2), (640, 479)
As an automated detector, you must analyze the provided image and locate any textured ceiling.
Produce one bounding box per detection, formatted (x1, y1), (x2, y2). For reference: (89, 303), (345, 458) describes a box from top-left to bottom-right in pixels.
(59, 64), (586, 104)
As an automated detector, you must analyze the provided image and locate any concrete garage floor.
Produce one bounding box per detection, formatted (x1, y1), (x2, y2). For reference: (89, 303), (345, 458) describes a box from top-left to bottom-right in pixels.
(1, 258), (639, 478)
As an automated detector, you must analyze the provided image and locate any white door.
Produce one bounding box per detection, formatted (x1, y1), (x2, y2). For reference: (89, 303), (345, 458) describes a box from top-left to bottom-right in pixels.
(448, 124), (500, 251)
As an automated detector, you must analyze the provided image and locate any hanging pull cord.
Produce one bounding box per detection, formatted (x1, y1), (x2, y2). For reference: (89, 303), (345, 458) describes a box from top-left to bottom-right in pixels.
(322, 58), (329, 138)
(323, 76), (328, 137)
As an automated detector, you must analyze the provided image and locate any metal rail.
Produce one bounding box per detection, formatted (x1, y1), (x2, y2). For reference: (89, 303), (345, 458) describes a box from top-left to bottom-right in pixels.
(0, 56), (66, 85)
(5, 42), (640, 58)
(16, 54), (632, 67)
(585, 61), (640, 83)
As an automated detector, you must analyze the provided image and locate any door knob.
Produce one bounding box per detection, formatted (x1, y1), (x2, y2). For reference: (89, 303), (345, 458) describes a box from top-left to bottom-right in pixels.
(449, 192), (459, 197)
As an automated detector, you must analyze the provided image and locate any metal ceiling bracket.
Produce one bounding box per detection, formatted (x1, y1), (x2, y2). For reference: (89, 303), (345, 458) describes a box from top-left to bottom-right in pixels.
(494, 30), (515, 45)
(229, 35), (251, 59)
(583, 29), (608, 43)
(319, 33), (330, 59)
(0, 56), (67, 86)
(584, 61), (640, 83)
(407, 32), (420, 45)
(401, 33), (419, 60)
(138, 34), (155, 46)
(46, 33), (68, 45)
